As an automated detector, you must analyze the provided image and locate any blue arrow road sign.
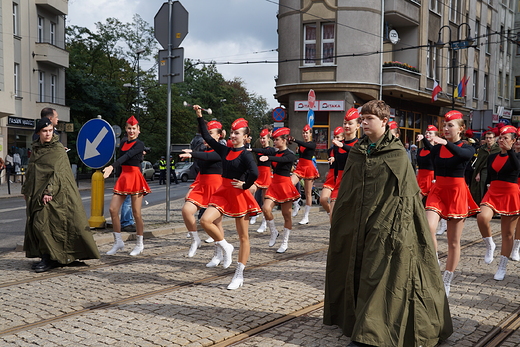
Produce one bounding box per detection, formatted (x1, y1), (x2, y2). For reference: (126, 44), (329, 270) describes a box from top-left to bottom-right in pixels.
(77, 118), (116, 169)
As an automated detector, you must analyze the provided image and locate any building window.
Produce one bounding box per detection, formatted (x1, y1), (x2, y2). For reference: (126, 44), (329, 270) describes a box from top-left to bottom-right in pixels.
(473, 70), (478, 99)
(13, 3), (19, 36)
(498, 71), (503, 98)
(430, 0), (441, 13)
(505, 74), (510, 100)
(514, 76), (520, 99)
(484, 74), (488, 101)
(38, 16), (44, 43)
(427, 42), (432, 78)
(39, 71), (45, 102)
(486, 26), (491, 54)
(449, 0), (460, 23)
(517, 33), (520, 55)
(475, 20), (480, 48)
(51, 75), (56, 103)
(322, 23), (335, 64)
(304, 24), (317, 65)
(50, 22), (56, 45)
(14, 63), (19, 97)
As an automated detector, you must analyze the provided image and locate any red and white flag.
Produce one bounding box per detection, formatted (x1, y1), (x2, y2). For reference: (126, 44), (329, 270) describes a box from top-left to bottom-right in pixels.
(431, 80), (442, 102)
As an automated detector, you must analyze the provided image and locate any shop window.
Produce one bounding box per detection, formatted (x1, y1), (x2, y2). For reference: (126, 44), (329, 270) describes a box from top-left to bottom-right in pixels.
(313, 111), (329, 161)
(514, 76), (520, 99)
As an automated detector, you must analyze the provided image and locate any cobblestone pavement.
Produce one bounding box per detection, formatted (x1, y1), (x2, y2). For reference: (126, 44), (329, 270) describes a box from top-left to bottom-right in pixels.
(1, 200), (520, 346)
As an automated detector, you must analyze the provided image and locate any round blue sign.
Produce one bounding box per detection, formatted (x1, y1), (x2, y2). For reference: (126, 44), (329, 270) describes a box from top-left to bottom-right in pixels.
(272, 107), (286, 122)
(77, 118), (116, 169)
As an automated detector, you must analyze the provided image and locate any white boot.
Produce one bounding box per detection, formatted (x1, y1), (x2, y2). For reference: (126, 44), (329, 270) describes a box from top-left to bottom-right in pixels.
(494, 255), (509, 281)
(106, 232), (124, 255)
(443, 270), (454, 297)
(267, 220), (279, 247)
(129, 235), (144, 256)
(216, 239), (234, 269)
(206, 244), (223, 267)
(436, 219), (447, 235)
(205, 236), (214, 243)
(277, 228), (291, 253)
(256, 218), (267, 233)
(227, 262), (245, 290)
(483, 237), (496, 264)
(292, 199), (301, 217)
(188, 231), (201, 257)
(299, 205), (311, 225)
(510, 239), (520, 261)
(249, 215), (257, 225)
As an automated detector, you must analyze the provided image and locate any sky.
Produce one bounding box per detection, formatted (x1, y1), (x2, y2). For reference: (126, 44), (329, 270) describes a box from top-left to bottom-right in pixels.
(67, 0), (280, 109)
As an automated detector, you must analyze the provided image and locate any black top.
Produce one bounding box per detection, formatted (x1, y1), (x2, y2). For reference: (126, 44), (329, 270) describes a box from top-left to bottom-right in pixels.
(254, 147), (296, 177)
(327, 146), (336, 170)
(429, 140), (475, 178)
(251, 147), (273, 167)
(417, 148), (435, 171)
(198, 117), (258, 189)
(191, 148), (222, 175)
(113, 138), (144, 169)
(334, 138), (357, 177)
(293, 139), (316, 160)
(486, 150), (520, 184)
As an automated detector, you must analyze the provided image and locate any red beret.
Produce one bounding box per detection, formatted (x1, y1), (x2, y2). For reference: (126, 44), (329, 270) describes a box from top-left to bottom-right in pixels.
(444, 110), (463, 121)
(388, 121), (398, 130)
(260, 128), (269, 137)
(303, 124), (311, 132)
(500, 125), (517, 135)
(231, 118), (248, 131)
(207, 120), (222, 131)
(426, 125), (438, 132)
(272, 127), (290, 138)
(126, 115), (139, 126)
(334, 126), (344, 136)
(344, 108), (360, 121)
(465, 129), (474, 138)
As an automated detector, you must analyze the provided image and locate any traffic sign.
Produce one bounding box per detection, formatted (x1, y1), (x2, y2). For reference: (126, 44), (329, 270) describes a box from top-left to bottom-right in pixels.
(154, 1), (189, 49)
(158, 48), (185, 84)
(450, 40), (471, 50)
(307, 109), (315, 128)
(77, 118), (116, 169)
(272, 107), (286, 122)
(308, 90), (316, 108)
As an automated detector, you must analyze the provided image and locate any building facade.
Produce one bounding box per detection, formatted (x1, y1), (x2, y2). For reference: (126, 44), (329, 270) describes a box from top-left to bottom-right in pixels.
(0, 0), (69, 180)
(276, 0), (517, 177)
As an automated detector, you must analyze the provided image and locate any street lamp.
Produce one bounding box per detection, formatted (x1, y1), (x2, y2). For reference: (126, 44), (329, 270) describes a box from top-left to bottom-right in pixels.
(436, 23), (475, 110)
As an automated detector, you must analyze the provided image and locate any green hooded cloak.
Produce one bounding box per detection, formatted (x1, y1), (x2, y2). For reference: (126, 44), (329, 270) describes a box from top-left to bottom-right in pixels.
(22, 135), (100, 264)
(323, 129), (452, 347)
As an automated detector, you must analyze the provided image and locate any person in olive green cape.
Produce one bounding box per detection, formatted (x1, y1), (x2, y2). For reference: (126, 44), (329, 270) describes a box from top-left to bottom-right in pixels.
(323, 100), (452, 347)
(469, 130), (500, 204)
(22, 118), (100, 272)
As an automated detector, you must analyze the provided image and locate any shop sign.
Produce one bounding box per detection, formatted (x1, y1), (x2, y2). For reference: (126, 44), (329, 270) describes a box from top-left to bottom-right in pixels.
(502, 109), (512, 119)
(294, 100), (345, 112)
(7, 116), (35, 128)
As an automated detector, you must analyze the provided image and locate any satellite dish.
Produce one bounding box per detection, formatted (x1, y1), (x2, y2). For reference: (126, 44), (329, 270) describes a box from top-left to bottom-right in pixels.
(389, 29), (399, 44)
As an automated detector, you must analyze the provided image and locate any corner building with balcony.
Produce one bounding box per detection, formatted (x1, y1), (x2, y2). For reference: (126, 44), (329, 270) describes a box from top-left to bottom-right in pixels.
(276, 0), (512, 177)
(0, 0), (69, 181)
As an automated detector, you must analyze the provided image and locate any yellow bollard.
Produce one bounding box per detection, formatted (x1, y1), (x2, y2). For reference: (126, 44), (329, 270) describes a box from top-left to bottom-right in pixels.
(88, 169), (106, 228)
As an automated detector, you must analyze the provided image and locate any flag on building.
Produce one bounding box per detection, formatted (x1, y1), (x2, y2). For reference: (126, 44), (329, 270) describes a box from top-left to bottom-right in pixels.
(431, 80), (442, 102)
(453, 76), (470, 98)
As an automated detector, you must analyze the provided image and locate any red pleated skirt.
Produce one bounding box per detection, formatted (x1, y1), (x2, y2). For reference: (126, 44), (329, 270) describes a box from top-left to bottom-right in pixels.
(254, 165), (272, 189)
(425, 176), (479, 219)
(265, 174), (301, 203)
(113, 165), (151, 196)
(190, 174), (200, 189)
(293, 158), (319, 180)
(209, 178), (262, 217)
(323, 168), (336, 190)
(481, 180), (520, 216)
(330, 170), (345, 201)
(417, 169), (435, 196)
(186, 174), (222, 208)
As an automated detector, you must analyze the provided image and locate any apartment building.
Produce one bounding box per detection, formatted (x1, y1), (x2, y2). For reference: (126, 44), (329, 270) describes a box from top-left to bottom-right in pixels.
(0, 0), (69, 178)
(275, 0), (516, 175)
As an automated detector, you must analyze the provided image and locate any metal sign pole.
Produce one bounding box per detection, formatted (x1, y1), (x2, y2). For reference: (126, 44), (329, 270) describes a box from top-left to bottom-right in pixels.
(165, 0), (173, 222)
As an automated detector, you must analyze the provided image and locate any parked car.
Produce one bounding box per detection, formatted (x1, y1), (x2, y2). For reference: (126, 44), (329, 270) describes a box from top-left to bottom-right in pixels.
(175, 161), (196, 182)
(141, 160), (155, 181)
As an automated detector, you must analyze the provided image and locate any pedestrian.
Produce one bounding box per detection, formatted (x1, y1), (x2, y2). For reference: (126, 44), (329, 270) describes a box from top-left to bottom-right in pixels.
(249, 128), (273, 231)
(424, 110), (479, 296)
(194, 105), (261, 290)
(22, 118), (100, 272)
(320, 127), (343, 216)
(158, 155), (167, 185)
(5, 151), (14, 183)
(329, 108), (360, 216)
(180, 120), (224, 261)
(0, 156), (4, 184)
(476, 125), (520, 280)
(323, 100), (452, 346)
(170, 156), (179, 184)
(410, 144), (418, 168)
(103, 115), (151, 256)
(510, 129), (520, 261)
(388, 120), (400, 138)
(252, 127), (299, 252)
(290, 124), (319, 225)
(470, 130), (500, 204)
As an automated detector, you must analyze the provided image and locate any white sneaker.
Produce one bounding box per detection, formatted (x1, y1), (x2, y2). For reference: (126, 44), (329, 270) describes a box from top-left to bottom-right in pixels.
(206, 245), (222, 267)
(249, 216), (257, 225)
(205, 237), (214, 243)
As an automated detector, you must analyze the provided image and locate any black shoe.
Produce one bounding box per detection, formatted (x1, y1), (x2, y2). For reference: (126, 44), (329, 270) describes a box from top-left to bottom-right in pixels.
(34, 255), (58, 273)
(31, 260), (42, 270)
(121, 224), (136, 232)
